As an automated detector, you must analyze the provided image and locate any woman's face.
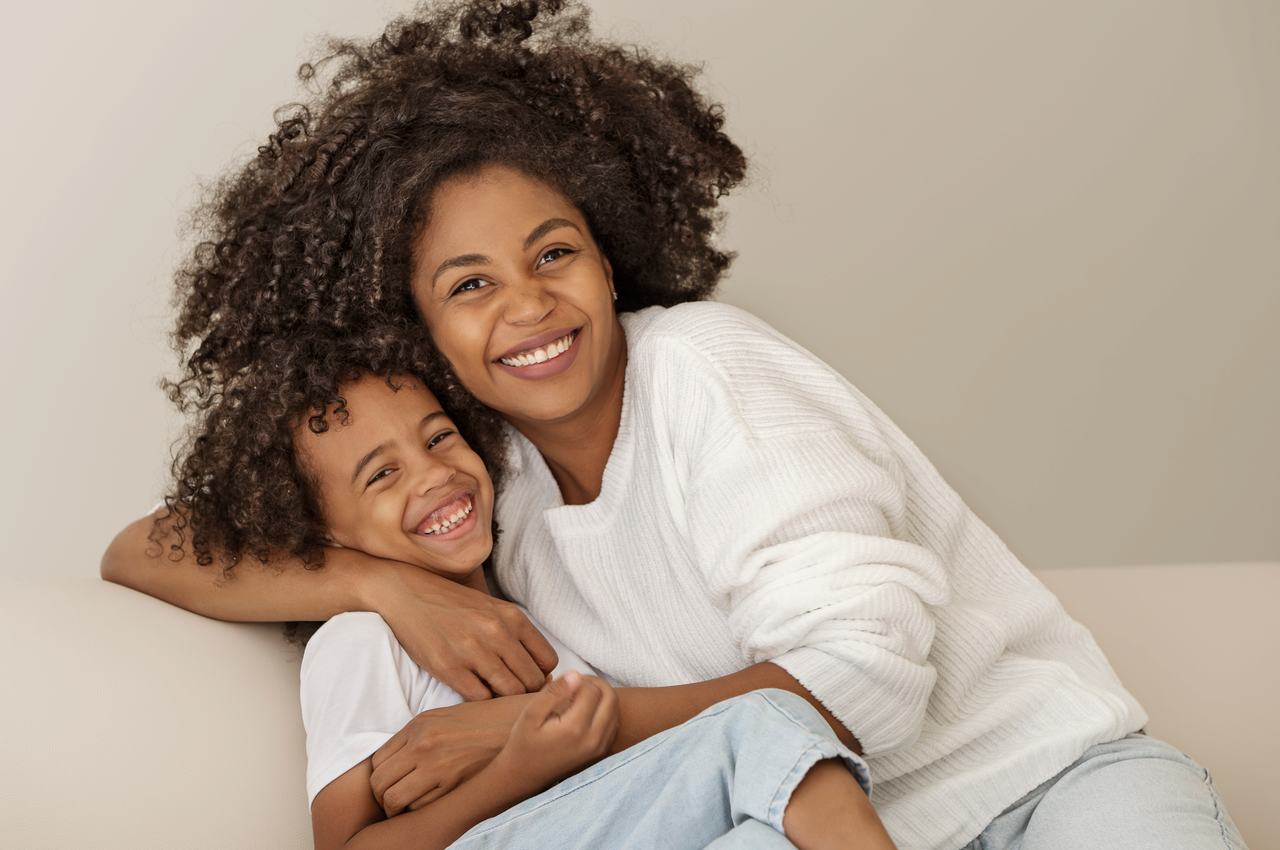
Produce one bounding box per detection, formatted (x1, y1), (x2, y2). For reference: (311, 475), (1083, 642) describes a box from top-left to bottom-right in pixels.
(294, 374), (495, 582)
(410, 164), (624, 430)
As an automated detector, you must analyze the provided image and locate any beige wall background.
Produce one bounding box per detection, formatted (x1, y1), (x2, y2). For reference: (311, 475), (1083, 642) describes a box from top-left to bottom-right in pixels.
(1, 0), (1276, 579)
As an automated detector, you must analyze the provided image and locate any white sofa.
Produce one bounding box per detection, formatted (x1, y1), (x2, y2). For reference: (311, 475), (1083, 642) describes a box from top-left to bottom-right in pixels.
(2, 563), (1274, 849)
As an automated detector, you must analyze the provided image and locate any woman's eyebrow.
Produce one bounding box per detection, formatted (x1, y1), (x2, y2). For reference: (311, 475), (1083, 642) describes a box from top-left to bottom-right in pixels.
(523, 217), (580, 250)
(431, 253), (490, 289)
(429, 219), (580, 291)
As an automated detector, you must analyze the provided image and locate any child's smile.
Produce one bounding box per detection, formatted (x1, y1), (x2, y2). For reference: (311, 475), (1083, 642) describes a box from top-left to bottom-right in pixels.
(293, 373), (495, 584)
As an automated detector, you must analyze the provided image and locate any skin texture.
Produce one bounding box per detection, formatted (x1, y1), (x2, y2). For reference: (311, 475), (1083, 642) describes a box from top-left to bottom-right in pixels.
(413, 164), (627, 504)
(293, 374), (495, 586)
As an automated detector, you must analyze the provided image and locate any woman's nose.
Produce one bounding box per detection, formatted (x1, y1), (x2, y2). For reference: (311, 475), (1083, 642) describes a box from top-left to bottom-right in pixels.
(502, 275), (556, 325)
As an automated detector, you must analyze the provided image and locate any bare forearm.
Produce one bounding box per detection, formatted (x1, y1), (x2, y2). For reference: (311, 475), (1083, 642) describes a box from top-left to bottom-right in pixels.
(100, 511), (370, 622)
(611, 662), (862, 755)
(346, 757), (540, 850)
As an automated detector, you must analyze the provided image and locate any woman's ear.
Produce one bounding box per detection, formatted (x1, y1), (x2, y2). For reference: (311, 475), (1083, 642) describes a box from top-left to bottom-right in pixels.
(602, 254), (616, 301)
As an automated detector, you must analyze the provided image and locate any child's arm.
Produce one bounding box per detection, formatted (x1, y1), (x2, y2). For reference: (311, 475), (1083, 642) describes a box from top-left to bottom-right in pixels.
(371, 659), (857, 814)
(312, 674), (616, 850)
(100, 510), (556, 698)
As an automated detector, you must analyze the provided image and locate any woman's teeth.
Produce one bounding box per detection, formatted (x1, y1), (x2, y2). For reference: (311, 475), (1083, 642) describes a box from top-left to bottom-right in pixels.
(499, 331), (575, 367)
(419, 497), (473, 535)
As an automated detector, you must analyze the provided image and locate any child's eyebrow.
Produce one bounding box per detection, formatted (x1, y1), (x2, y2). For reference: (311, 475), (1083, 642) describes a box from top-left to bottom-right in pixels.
(349, 412), (452, 485)
(351, 442), (391, 485)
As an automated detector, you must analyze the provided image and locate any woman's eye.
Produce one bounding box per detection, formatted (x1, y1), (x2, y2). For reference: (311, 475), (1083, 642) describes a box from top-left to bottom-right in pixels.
(367, 467), (394, 487)
(451, 278), (489, 296)
(427, 430), (457, 449)
(537, 247), (574, 267)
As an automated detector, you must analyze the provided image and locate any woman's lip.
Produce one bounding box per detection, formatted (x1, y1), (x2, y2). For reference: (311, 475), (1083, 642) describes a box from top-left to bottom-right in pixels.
(412, 502), (480, 543)
(494, 328), (581, 380)
(494, 327), (580, 362)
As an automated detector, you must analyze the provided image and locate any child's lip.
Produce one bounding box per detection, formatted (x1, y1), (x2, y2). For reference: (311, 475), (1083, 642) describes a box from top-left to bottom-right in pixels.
(407, 488), (474, 534)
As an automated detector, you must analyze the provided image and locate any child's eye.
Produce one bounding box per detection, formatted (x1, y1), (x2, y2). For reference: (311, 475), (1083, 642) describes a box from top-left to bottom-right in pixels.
(366, 467), (395, 487)
(427, 429), (456, 450)
(451, 278), (490, 297)
(537, 247), (574, 267)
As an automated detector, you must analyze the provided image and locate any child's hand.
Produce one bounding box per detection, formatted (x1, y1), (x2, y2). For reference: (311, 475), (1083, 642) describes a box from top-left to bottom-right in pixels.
(494, 671), (619, 791)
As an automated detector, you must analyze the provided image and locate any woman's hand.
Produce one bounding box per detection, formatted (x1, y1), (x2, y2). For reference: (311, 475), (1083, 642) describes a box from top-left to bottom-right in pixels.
(493, 672), (620, 792)
(370, 692), (536, 816)
(367, 559), (559, 700)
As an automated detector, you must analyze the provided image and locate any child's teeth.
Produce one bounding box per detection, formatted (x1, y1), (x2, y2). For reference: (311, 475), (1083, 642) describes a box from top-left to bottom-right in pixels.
(423, 499), (472, 535)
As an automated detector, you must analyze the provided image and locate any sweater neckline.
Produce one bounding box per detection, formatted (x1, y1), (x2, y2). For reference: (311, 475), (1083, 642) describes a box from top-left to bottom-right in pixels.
(504, 313), (648, 534)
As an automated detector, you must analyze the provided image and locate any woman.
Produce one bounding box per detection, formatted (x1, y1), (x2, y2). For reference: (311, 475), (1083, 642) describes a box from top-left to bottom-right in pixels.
(103, 3), (1246, 848)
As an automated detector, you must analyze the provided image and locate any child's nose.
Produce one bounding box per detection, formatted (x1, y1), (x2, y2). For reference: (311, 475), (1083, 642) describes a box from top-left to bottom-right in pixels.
(409, 453), (456, 496)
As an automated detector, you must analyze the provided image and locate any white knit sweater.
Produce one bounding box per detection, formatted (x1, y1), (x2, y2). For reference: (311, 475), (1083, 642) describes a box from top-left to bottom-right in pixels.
(493, 302), (1146, 850)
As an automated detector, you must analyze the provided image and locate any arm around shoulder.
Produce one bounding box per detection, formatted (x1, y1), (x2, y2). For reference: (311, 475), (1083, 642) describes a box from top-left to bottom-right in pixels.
(99, 508), (369, 622)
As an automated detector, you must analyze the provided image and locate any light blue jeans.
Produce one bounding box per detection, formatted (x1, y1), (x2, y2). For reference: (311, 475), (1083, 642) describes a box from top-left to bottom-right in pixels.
(963, 732), (1248, 850)
(449, 689), (870, 849)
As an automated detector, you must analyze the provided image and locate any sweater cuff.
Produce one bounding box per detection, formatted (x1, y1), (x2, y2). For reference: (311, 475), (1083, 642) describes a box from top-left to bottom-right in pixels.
(774, 645), (931, 757)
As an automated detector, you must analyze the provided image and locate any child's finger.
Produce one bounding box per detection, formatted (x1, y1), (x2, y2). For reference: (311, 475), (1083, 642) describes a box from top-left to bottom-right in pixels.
(585, 681), (619, 751)
(556, 674), (603, 732)
(524, 683), (575, 727)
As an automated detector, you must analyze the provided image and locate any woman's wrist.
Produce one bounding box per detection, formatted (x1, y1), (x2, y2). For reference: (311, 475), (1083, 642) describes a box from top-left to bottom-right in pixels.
(326, 546), (402, 615)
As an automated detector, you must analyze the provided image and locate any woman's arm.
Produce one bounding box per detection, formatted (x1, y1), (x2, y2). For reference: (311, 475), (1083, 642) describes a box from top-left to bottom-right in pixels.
(369, 660), (853, 816)
(100, 511), (558, 698)
(314, 755), (543, 850)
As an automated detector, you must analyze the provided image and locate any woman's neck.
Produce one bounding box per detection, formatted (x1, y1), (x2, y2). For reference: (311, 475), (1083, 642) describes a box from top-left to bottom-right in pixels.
(513, 326), (627, 506)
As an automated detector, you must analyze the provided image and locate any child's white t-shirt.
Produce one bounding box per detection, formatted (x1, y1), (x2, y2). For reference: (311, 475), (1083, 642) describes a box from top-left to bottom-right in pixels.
(300, 609), (596, 806)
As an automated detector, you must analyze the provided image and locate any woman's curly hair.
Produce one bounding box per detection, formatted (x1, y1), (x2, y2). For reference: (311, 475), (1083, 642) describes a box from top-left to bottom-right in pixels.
(155, 323), (506, 572)
(168, 0), (747, 473)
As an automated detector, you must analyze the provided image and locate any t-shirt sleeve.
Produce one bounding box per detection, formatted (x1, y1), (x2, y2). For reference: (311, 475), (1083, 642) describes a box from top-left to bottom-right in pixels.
(652, 304), (953, 757)
(299, 612), (454, 806)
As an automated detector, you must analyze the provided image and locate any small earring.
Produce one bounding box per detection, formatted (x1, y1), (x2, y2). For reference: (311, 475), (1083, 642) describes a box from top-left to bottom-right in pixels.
(611, 288), (618, 302)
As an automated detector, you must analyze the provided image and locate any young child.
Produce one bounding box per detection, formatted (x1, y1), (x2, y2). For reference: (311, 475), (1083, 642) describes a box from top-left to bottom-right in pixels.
(159, 327), (895, 850)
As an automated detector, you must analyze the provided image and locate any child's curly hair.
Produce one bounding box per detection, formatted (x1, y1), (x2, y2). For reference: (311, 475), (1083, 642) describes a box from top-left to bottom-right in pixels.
(169, 0), (747, 472)
(156, 322), (506, 571)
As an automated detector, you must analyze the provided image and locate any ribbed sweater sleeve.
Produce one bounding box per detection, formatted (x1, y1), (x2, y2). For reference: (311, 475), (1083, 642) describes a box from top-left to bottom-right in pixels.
(650, 305), (952, 756)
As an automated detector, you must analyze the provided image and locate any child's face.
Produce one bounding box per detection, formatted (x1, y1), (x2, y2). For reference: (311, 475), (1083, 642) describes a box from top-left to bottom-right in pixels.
(293, 374), (495, 582)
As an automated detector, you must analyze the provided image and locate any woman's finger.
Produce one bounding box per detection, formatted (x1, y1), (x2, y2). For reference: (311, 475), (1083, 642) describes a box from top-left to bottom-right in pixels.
(498, 640), (548, 693)
(371, 727), (408, 770)
(507, 612), (560, 674)
(369, 751), (417, 808)
(381, 767), (436, 817)
(441, 667), (493, 703)
(474, 657), (527, 698)
(406, 785), (447, 811)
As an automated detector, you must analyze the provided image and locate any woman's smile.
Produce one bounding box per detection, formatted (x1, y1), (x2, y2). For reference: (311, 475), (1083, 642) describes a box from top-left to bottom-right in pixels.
(412, 163), (626, 432)
(494, 328), (582, 379)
